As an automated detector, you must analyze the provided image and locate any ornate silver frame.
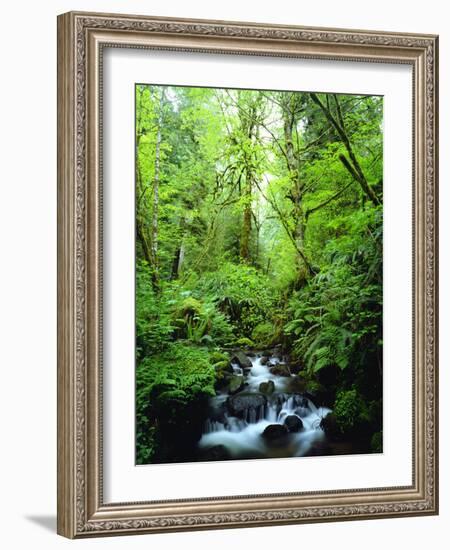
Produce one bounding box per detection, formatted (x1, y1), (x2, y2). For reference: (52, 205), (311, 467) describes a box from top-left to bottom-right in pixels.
(57, 11), (439, 538)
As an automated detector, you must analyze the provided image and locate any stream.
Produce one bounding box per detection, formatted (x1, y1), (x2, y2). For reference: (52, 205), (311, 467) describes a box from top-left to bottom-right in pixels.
(197, 350), (332, 461)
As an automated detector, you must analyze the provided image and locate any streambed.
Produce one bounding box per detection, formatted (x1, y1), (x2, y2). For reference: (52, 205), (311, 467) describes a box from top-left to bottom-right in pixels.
(197, 350), (332, 461)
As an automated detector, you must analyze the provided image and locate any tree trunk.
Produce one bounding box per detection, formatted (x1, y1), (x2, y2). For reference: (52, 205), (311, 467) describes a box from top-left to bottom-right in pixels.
(149, 87), (165, 288)
(237, 92), (258, 264)
(136, 221), (153, 269)
(281, 94), (311, 278)
(240, 177), (252, 262)
(135, 87), (154, 274)
(171, 222), (186, 279)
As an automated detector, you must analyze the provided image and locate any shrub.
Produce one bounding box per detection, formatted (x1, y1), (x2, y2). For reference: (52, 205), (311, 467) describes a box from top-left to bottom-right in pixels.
(171, 293), (234, 346)
(252, 322), (277, 347)
(285, 206), (382, 378)
(195, 262), (275, 336)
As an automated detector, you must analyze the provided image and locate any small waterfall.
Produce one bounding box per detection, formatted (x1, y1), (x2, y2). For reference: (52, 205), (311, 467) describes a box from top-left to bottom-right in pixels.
(204, 419), (226, 433)
(227, 417), (247, 432)
(231, 362), (243, 375)
(199, 351), (332, 459)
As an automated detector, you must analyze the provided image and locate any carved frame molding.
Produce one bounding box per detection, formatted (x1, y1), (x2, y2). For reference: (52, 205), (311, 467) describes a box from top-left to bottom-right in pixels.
(57, 11), (438, 538)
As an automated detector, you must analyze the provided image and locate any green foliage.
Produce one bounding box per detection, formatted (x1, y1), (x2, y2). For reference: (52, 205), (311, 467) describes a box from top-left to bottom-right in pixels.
(136, 343), (215, 464)
(136, 260), (174, 357)
(305, 379), (325, 395)
(252, 322), (277, 347)
(209, 351), (229, 364)
(285, 205), (382, 378)
(137, 343), (215, 404)
(175, 296), (203, 319)
(172, 292), (235, 346)
(213, 360), (232, 387)
(235, 337), (254, 347)
(212, 359), (230, 371)
(334, 388), (369, 434)
(196, 262), (275, 336)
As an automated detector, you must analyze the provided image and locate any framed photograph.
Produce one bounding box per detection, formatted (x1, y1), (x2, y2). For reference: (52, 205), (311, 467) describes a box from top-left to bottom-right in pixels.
(57, 11), (439, 538)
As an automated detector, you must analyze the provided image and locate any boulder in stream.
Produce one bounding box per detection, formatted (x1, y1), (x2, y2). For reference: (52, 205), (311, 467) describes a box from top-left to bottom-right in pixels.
(228, 392), (267, 418)
(260, 356), (270, 365)
(284, 415), (303, 432)
(270, 364), (291, 377)
(230, 351), (253, 370)
(288, 375), (307, 393)
(259, 380), (275, 395)
(201, 444), (231, 461)
(228, 374), (244, 395)
(213, 361), (234, 389)
(213, 359), (233, 375)
(261, 423), (289, 445)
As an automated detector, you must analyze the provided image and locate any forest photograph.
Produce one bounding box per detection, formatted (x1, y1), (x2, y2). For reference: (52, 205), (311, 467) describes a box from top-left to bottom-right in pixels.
(135, 83), (383, 465)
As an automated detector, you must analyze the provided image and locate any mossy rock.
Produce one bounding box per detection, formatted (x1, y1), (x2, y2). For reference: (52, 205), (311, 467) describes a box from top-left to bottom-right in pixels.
(213, 360), (233, 388)
(228, 374), (244, 394)
(177, 297), (202, 319)
(270, 364), (291, 377)
(213, 360), (232, 374)
(209, 351), (229, 364)
(230, 351), (252, 370)
(234, 337), (254, 348)
(259, 380), (275, 395)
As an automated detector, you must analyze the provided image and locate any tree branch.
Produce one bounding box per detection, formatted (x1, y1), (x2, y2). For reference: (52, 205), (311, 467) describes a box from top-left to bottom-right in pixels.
(224, 90), (292, 169)
(305, 180), (354, 220)
(310, 92), (381, 206)
(254, 178), (313, 273)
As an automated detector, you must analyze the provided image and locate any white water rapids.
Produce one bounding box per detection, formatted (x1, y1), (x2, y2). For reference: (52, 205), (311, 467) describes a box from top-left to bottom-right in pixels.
(198, 353), (331, 460)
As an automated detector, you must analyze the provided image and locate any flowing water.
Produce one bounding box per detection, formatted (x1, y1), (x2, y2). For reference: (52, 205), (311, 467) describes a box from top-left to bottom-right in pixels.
(198, 352), (332, 460)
